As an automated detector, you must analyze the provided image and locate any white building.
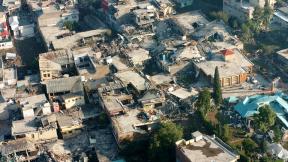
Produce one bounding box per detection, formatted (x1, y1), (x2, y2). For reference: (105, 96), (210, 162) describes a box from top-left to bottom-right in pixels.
(18, 94), (51, 119)
(223, 0), (276, 22)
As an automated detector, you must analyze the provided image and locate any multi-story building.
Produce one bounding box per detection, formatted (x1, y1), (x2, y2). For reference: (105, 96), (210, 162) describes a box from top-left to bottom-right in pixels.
(39, 50), (74, 81)
(12, 118), (58, 143)
(223, 0), (276, 22)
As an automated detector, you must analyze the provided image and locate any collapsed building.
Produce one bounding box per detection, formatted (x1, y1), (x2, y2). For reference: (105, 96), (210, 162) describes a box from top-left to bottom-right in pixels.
(39, 50), (75, 81)
(0, 139), (39, 161)
(36, 4), (111, 50)
(11, 117), (58, 143)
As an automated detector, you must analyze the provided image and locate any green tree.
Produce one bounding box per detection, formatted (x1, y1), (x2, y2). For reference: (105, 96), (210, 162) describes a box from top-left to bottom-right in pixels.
(260, 140), (269, 153)
(273, 126), (282, 143)
(149, 122), (183, 162)
(64, 21), (79, 31)
(262, 3), (274, 30)
(210, 11), (229, 24)
(251, 6), (264, 33)
(242, 138), (258, 156)
(222, 124), (231, 142)
(254, 105), (276, 132)
(260, 156), (273, 162)
(213, 66), (222, 106)
(229, 17), (239, 29)
(196, 88), (211, 117)
(241, 23), (253, 43)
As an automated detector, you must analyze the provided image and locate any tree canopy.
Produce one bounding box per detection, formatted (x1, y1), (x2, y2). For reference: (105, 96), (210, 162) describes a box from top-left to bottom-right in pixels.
(210, 11), (229, 24)
(213, 66), (222, 106)
(63, 21), (79, 31)
(196, 88), (211, 117)
(149, 122), (183, 162)
(242, 138), (258, 156)
(254, 105), (276, 132)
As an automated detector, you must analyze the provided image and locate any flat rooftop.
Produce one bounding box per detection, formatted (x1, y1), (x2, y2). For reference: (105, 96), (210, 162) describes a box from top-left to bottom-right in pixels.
(176, 45), (201, 60)
(192, 21), (230, 40)
(172, 11), (209, 34)
(176, 134), (239, 162)
(12, 118), (37, 135)
(149, 74), (172, 85)
(126, 48), (150, 65)
(0, 139), (36, 156)
(111, 109), (146, 135)
(115, 70), (147, 91)
(102, 94), (132, 116)
(112, 56), (130, 72)
(195, 49), (253, 78)
(18, 94), (48, 111)
(277, 48), (288, 60)
(56, 108), (83, 128)
(52, 29), (111, 49)
(3, 68), (16, 80)
(169, 88), (198, 99)
(167, 61), (190, 75)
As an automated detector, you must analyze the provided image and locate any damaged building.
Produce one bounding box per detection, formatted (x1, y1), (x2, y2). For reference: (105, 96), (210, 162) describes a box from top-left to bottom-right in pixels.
(12, 117), (58, 143)
(39, 50), (75, 81)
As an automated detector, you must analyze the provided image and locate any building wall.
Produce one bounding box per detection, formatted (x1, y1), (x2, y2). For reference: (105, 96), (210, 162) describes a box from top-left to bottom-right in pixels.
(250, 0), (276, 8)
(0, 41), (13, 49)
(219, 73), (248, 87)
(64, 95), (85, 109)
(61, 128), (82, 139)
(176, 147), (192, 162)
(223, 0), (253, 22)
(22, 109), (35, 119)
(40, 70), (60, 81)
(173, 0), (193, 8)
(16, 128), (58, 143)
(42, 103), (52, 115)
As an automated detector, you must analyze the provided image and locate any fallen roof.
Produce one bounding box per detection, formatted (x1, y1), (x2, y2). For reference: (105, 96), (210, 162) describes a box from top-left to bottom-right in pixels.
(111, 109), (146, 135)
(0, 139), (36, 155)
(169, 88), (198, 99)
(149, 74), (173, 85)
(172, 10), (209, 35)
(101, 95), (129, 116)
(126, 48), (150, 65)
(12, 118), (38, 135)
(115, 70), (147, 91)
(175, 45), (201, 60)
(56, 108), (83, 128)
(52, 29), (111, 49)
(39, 49), (74, 69)
(112, 56), (130, 71)
(192, 20), (230, 41)
(195, 49), (253, 78)
(45, 76), (83, 94)
(18, 94), (48, 110)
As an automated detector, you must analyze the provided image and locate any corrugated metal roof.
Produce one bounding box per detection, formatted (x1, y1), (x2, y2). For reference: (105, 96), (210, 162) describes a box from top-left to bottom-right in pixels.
(45, 76), (83, 94)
